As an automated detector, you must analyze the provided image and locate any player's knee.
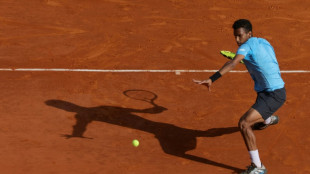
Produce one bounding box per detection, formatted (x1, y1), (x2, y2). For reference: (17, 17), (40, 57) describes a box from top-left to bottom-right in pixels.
(238, 118), (250, 131)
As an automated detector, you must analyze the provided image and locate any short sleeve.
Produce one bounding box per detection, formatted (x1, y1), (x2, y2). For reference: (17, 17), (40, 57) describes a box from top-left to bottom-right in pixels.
(236, 43), (251, 60)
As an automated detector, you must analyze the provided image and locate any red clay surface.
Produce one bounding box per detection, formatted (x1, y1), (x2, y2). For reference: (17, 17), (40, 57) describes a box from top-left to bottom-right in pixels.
(0, 0), (309, 173)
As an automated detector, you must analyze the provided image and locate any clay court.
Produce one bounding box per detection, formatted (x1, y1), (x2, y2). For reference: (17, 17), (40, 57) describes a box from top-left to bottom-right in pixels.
(0, 0), (309, 173)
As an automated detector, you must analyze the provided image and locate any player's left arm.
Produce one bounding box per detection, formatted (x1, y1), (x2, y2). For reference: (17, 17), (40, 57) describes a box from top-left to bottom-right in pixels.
(193, 54), (245, 91)
(218, 54), (245, 75)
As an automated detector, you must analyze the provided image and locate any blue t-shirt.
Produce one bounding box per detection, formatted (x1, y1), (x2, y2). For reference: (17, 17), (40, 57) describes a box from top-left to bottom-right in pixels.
(236, 37), (285, 92)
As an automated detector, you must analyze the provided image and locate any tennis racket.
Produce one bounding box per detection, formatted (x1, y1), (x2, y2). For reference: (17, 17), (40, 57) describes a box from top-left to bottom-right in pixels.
(220, 50), (244, 64)
(123, 89), (158, 106)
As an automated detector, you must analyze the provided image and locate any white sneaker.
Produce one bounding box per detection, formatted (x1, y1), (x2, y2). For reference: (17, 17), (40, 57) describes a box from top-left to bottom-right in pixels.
(240, 163), (267, 174)
(253, 115), (279, 130)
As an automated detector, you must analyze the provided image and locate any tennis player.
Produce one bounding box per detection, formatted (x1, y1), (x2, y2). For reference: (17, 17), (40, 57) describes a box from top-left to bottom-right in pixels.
(193, 19), (286, 174)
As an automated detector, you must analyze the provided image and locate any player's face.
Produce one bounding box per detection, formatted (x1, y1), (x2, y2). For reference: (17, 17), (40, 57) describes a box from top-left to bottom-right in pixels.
(234, 27), (252, 46)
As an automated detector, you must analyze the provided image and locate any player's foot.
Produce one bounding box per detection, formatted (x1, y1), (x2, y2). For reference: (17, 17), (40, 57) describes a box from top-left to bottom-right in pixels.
(240, 163), (267, 174)
(253, 115), (279, 130)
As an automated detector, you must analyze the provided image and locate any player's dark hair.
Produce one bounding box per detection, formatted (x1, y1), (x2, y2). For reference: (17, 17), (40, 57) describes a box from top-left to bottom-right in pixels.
(232, 19), (252, 33)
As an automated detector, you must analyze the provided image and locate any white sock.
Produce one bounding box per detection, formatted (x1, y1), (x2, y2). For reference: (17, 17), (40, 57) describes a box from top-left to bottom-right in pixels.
(264, 117), (271, 125)
(249, 150), (262, 168)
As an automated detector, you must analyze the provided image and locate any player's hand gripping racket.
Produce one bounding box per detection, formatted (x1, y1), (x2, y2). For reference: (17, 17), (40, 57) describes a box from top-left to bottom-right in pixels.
(220, 50), (244, 64)
(123, 89), (158, 106)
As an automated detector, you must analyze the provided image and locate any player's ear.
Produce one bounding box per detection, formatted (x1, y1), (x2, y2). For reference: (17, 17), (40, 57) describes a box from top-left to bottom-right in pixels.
(248, 31), (252, 37)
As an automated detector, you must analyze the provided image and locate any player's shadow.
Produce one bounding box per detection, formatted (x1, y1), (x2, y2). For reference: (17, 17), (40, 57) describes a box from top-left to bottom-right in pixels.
(45, 95), (242, 173)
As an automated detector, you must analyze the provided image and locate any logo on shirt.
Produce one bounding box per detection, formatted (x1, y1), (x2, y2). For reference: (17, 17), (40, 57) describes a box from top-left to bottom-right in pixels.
(239, 49), (246, 52)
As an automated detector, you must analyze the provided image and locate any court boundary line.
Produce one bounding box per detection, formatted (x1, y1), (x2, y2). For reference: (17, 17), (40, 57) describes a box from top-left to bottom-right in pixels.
(0, 68), (309, 73)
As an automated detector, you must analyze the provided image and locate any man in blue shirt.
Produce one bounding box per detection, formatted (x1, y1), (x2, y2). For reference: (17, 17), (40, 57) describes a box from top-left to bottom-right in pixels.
(194, 19), (286, 174)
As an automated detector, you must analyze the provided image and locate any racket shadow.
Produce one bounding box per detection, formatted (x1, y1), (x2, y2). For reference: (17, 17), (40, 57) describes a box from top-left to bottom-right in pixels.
(45, 96), (242, 173)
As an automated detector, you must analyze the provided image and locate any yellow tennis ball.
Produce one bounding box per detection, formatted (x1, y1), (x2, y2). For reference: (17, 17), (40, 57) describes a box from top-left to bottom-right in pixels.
(132, 139), (139, 147)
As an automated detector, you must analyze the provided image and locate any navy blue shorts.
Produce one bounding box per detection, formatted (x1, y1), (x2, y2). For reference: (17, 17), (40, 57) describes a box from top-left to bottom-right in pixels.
(252, 87), (286, 120)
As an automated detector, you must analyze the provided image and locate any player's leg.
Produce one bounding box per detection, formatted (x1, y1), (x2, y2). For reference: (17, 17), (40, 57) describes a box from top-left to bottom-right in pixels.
(239, 108), (264, 151)
(253, 115), (279, 130)
(239, 108), (267, 174)
(238, 87), (286, 174)
(252, 88), (286, 130)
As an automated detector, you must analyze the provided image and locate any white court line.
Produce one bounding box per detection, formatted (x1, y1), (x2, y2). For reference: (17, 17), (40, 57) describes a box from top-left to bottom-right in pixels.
(0, 68), (309, 73)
